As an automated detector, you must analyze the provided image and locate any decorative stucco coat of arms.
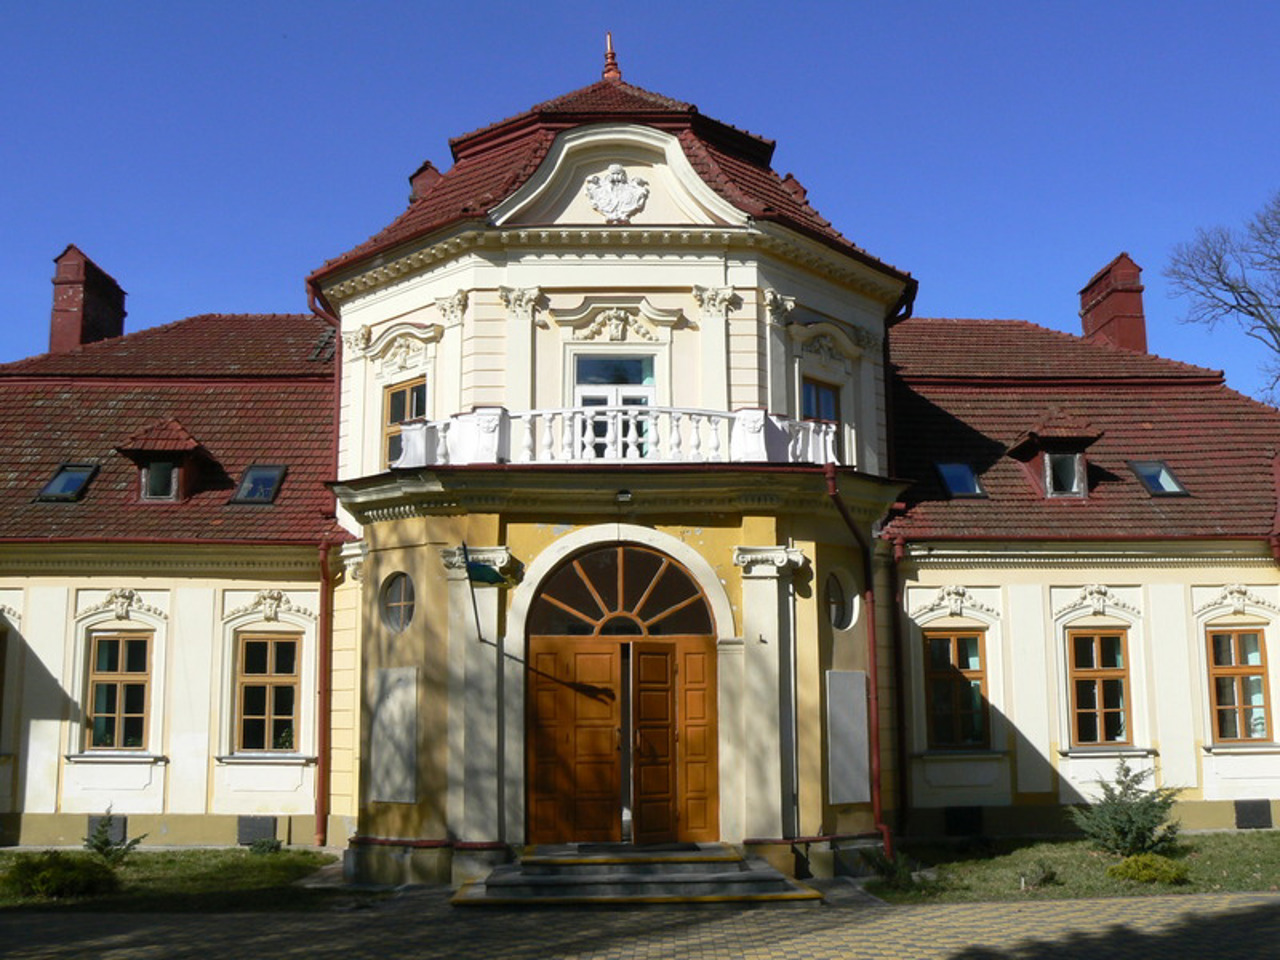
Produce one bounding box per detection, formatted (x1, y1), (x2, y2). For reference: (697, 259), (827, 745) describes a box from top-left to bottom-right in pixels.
(585, 164), (649, 223)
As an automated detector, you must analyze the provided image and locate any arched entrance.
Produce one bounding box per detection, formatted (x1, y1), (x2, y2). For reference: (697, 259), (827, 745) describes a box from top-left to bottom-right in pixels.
(526, 543), (719, 845)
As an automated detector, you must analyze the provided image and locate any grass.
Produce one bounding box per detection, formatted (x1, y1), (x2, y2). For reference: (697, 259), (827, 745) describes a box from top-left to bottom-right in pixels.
(866, 831), (1280, 903)
(0, 847), (354, 912)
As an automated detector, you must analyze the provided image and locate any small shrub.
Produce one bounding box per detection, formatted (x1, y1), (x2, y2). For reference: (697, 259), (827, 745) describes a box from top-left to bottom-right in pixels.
(5, 851), (120, 899)
(860, 846), (923, 891)
(1070, 758), (1180, 857)
(1107, 852), (1190, 885)
(248, 837), (283, 855)
(84, 807), (146, 866)
(1019, 858), (1058, 890)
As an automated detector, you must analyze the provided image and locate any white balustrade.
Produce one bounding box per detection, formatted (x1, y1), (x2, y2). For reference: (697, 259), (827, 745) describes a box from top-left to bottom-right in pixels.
(391, 406), (848, 468)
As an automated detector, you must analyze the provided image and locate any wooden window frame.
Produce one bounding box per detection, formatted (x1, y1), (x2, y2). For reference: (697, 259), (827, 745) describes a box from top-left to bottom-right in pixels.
(923, 629), (990, 749)
(1207, 628), (1271, 742)
(1068, 629), (1132, 746)
(383, 377), (427, 467)
(86, 631), (151, 750)
(236, 633), (300, 753)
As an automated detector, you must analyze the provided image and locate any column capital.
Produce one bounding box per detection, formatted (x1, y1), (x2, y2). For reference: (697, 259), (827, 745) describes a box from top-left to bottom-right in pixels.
(440, 545), (518, 584)
(733, 545), (808, 578)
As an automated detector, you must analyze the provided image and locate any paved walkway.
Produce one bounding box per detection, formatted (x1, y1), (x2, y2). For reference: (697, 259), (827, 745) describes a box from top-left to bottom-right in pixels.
(2, 882), (1278, 959)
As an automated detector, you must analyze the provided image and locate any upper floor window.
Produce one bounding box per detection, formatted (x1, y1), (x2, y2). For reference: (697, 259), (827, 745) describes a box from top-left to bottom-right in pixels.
(141, 460), (180, 501)
(1045, 451), (1084, 498)
(924, 630), (988, 749)
(86, 631), (151, 750)
(38, 463), (98, 502)
(1131, 460), (1188, 496)
(802, 377), (840, 424)
(380, 572), (415, 634)
(384, 378), (426, 467)
(1208, 629), (1270, 742)
(936, 462), (985, 498)
(574, 355), (655, 459)
(1069, 630), (1130, 745)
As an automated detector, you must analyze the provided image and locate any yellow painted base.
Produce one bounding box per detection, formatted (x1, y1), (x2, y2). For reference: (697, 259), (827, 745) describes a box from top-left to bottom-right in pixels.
(0, 813), (346, 848)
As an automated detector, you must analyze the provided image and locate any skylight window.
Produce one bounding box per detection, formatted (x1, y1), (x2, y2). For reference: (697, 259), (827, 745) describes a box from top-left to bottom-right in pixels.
(1130, 460), (1187, 496)
(935, 462), (985, 497)
(37, 464), (98, 502)
(232, 465), (287, 504)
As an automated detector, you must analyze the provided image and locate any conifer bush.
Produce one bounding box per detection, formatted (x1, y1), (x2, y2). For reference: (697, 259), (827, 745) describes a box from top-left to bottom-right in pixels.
(5, 851), (119, 898)
(1070, 758), (1180, 857)
(1106, 852), (1190, 885)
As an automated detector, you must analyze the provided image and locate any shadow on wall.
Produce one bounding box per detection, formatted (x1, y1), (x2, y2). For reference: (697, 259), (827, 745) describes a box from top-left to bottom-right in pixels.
(2, 623), (80, 843)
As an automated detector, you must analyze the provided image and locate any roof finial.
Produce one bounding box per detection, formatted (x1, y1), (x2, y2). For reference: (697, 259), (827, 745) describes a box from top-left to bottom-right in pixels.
(603, 31), (622, 81)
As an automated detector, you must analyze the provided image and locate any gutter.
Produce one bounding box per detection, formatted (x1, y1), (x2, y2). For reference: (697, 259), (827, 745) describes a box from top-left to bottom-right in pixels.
(823, 462), (892, 857)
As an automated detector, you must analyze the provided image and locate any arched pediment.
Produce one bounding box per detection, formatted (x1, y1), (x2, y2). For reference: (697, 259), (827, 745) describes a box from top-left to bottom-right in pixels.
(548, 295), (687, 343)
(491, 124), (749, 228)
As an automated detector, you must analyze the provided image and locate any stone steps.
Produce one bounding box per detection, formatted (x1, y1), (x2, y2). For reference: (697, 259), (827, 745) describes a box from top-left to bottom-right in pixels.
(452, 842), (822, 906)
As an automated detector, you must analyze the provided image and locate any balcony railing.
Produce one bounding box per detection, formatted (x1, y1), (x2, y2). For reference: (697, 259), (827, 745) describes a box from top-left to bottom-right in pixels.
(392, 406), (840, 467)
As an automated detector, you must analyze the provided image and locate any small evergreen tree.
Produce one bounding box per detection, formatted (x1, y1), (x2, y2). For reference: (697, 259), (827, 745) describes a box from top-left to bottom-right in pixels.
(1070, 758), (1180, 857)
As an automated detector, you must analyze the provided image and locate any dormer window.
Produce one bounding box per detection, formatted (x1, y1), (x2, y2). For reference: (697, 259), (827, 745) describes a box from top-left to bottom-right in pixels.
(1045, 451), (1085, 498)
(935, 462), (985, 498)
(141, 460), (179, 501)
(232, 464), (287, 504)
(1130, 460), (1187, 496)
(38, 463), (98, 502)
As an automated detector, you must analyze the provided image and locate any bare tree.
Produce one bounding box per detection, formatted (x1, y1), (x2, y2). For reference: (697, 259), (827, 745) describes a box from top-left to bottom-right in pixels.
(1166, 191), (1280, 394)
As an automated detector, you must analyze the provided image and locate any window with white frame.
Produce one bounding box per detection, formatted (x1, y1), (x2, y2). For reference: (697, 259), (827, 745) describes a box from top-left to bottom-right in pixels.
(383, 377), (426, 467)
(573, 354), (655, 459)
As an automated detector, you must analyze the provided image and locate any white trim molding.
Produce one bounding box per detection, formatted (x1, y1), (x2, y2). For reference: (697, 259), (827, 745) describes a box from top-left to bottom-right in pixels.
(909, 585), (1000, 621)
(732, 545), (808, 579)
(1052, 584), (1141, 620)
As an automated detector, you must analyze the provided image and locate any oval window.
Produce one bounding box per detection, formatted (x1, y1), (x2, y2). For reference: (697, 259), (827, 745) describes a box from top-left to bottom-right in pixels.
(825, 572), (853, 631)
(380, 572), (415, 633)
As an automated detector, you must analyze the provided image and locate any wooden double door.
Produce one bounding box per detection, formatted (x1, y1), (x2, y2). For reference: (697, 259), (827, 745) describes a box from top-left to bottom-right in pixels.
(526, 545), (718, 845)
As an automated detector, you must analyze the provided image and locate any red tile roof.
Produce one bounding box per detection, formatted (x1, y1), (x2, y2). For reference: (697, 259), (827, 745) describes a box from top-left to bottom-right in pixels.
(0, 314), (342, 544)
(886, 317), (1280, 541)
(0, 313), (334, 379)
(310, 78), (910, 287)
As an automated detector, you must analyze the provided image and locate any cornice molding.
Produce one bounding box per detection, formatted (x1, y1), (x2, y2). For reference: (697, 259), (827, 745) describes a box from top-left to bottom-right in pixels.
(0, 604), (21, 626)
(318, 225), (904, 307)
(900, 541), (1275, 569)
(0, 546), (319, 577)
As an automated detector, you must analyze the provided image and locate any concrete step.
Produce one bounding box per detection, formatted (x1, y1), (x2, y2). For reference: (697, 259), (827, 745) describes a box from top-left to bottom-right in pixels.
(452, 842), (821, 906)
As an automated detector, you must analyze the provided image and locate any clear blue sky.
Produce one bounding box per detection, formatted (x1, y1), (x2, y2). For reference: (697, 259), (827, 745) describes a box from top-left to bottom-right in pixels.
(2, 2), (1277, 397)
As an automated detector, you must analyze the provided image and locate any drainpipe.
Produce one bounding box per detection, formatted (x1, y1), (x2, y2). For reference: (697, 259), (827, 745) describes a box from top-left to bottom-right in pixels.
(889, 536), (911, 838)
(824, 462), (892, 857)
(314, 538), (336, 847)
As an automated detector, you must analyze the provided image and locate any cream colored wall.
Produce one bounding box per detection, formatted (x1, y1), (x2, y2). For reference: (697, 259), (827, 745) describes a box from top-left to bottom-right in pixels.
(899, 549), (1280, 814)
(0, 565), (325, 827)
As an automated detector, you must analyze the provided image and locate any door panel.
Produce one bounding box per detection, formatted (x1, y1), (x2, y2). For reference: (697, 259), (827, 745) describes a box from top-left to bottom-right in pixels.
(678, 643), (718, 840)
(527, 638), (621, 844)
(632, 642), (677, 843)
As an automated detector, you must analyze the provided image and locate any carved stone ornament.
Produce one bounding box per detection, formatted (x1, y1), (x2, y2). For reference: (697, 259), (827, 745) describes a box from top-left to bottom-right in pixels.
(909, 585), (1000, 620)
(340, 541), (368, 584)
(1194, 583), (1280, 617)
(81, 588), (167, 622)
(226, 589), (316, 623)
(763, 288), (796, 326)
(439, 546), (519, 583)
(692, 285), (737, 321)
(435, 290), (468, 327)
(500, 286), (546, 329)
(575, 308), (658, 342)
(733, 545), (808, 578)
(342, 325), (372, 352)
(802, 334), (843, 364)
(1052, 584), (1139, 620)
(585, 164), (650, 223)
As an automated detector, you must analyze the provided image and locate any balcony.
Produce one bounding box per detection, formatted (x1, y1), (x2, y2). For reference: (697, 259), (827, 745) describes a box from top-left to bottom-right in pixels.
(392, 405), (840, 468)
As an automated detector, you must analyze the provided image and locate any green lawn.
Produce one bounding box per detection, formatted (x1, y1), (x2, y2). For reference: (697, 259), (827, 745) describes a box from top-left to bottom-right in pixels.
(868, 832), (1280, 903)
(0, 848), (349, 912)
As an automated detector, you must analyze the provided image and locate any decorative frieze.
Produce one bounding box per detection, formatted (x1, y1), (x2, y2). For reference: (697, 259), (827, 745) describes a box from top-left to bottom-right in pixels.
(574, 308), (658, 342)
(1052, 584), (1140, 620)
(80, 589), (167, 622)
(909, 585), (999, 620)
(225, 589), (316, 623)
(1194, 583), (1280, 616)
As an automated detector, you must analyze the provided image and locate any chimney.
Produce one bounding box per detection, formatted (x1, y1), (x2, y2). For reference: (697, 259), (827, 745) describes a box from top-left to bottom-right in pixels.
(50, 245), (126, 354)
(408, 160), (442, 202)
(1079, 252), (1147, 352)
